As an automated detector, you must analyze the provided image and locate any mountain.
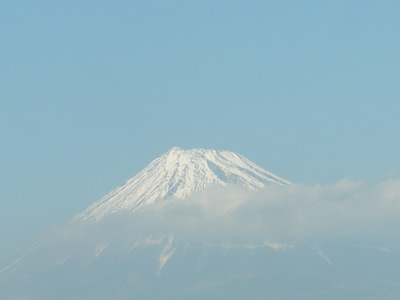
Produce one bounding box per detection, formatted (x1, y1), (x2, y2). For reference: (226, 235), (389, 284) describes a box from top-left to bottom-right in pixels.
(74, 147), (290, 221)
(2, 148), (399, 300)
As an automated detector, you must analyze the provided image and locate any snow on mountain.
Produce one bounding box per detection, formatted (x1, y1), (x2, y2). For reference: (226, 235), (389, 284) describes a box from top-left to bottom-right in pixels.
(74, 147), (290, 221)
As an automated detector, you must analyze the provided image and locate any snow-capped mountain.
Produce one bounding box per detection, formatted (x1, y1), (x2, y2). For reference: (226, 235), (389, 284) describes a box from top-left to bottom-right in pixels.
(74, 147), (290, 221)
(2, 147), (400, 300)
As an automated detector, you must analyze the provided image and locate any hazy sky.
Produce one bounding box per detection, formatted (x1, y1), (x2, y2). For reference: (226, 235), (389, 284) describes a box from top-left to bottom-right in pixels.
(1, 1), (399, 261)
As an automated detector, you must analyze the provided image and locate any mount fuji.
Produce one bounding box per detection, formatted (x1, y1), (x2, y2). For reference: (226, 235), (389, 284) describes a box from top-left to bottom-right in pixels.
(75, 147), (290, 221)
(1, 148), (399, 300)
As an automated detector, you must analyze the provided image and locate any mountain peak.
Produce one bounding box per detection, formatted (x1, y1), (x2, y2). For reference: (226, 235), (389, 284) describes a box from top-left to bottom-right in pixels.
(167, 146), (183, 152)
(74, 148), (290, 221)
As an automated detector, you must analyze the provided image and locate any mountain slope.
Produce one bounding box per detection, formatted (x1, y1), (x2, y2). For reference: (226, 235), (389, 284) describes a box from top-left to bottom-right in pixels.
(74, 147), (290, 221)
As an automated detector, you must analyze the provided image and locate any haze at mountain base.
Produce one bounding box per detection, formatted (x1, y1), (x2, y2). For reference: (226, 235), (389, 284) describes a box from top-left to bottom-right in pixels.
(1, 148), (400, 299)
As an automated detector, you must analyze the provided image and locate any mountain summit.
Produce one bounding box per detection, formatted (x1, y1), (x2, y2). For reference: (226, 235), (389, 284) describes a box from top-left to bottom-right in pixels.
(74, 147), (290, 221)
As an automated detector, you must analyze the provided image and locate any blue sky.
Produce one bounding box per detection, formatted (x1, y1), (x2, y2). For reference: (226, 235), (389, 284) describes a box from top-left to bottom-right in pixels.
(1, 1), (400, 261)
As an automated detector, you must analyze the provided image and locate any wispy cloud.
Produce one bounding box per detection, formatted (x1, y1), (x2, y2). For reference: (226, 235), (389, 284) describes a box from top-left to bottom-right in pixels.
(2, 178), (400, 299)
(122, 179), (400, 244)
(14, 178), (400, 273)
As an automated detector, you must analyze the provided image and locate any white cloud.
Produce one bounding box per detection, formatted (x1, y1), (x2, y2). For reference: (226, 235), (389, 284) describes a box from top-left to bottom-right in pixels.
(3, 178), (400, 299)
(121, 178), (400, 244)
(26, 178), (400, 265)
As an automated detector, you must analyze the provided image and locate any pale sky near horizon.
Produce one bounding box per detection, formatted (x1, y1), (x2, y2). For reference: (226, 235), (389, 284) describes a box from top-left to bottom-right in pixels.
(1, 1), (399, 261)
